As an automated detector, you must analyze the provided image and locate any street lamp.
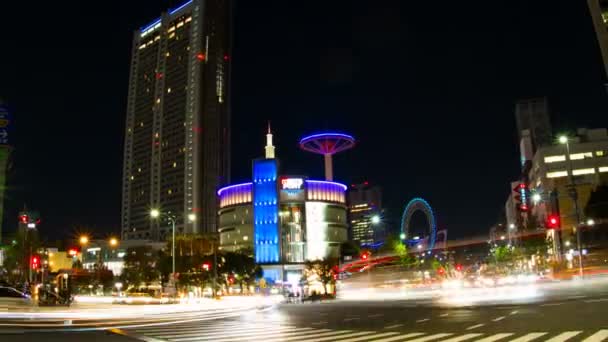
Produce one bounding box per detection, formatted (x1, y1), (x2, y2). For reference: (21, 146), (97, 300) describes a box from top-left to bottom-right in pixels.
(371, 215), (380, 224)
(399, 232), (406, 240)
(79, 236), (89, 245)
(109, 237), (118, 247)
(559, 135), (584, 278)
(587, 219), (595, 226)
(532, 193), (542, 204)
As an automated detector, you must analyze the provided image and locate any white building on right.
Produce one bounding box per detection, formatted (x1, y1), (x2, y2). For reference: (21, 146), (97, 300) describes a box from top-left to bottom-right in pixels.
(527, 128), (608, 230)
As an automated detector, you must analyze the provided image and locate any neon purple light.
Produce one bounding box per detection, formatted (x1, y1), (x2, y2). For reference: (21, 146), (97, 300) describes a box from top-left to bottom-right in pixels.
(217, 182), (253, 196)
(299, 133), (355, 145)
(305, 180), (347, 191)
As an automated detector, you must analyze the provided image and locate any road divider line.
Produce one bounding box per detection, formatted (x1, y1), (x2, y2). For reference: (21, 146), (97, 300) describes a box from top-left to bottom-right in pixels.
(369, 333), (425, 342)
(344, 317), (360, 322)
(441, 333), (483, 342)
(583, 330), (608, 342)
(439, 313), (449, 317)
(541, 303), (564, 307)
(416, 318), (430, 323)
(475, 333), (514, 342)
(466, 324), (485, 330)
(368, 314), (384, 318)
(545, 331), (583, 342)
(584, 298), (608, 303)
(509, 332), (548, 342)
(492, 316), (506, 322)
(158, 326), (297, 339)
(403, 333), (454, 342)
(510, 310), (519, 315)
(383, 324), (403, 329)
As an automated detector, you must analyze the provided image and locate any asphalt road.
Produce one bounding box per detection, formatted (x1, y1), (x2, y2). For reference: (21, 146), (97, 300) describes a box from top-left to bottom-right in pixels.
(3, 286), (608, 341)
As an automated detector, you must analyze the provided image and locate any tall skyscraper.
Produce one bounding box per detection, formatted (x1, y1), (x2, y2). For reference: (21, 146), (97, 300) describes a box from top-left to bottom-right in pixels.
(588, 0), (608, 80)
(348, 182), (383, 246)
(515, 97), (552, 153)
(122, 0), (232, 241)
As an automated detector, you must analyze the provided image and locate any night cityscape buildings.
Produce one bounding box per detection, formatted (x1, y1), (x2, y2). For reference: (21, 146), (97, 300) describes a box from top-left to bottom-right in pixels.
(121, 0), (233, 241)
(217, 129), (349, 287)
(588, 0), (608, 80)
(348, 182), (384, 247)
(515, 97), (553, 154)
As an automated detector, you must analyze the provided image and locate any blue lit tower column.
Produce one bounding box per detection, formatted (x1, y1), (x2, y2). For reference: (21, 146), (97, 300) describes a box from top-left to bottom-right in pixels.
(253, 125), (280, 266)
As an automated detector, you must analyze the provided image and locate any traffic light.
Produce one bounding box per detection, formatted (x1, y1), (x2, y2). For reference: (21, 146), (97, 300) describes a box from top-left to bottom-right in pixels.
(202, 262), (211, 271)
(361, 251), (371, 260)
(68, 248), (78, 257)
(31, 256), (39, 269)
(456, 264), (462, 271)
(19, 214), (28, 224)
(546, 215), (560, 229)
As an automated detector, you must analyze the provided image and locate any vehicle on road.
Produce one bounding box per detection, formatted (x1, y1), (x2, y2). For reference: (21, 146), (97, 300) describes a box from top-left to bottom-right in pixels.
(0, 286), (33, 307)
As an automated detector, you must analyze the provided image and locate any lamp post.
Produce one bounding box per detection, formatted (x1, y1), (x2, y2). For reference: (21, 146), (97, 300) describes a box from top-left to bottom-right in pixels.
(150, 209), (196, 295)
(559, 135), (584, 278)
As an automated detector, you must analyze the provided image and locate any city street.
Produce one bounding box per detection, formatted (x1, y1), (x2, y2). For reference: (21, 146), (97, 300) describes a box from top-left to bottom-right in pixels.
(2, 283), (608, 341)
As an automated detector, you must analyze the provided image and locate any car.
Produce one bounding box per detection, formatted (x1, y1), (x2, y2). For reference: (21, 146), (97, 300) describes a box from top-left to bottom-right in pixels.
(0, 286), (33, 307)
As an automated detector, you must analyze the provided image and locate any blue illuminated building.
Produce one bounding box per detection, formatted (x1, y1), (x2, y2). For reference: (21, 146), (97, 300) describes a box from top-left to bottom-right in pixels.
(252, 159), (280, 263)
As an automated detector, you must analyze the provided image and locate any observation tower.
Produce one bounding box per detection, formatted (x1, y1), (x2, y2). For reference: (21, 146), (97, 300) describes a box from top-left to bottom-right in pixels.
(299, 132), (355, 181)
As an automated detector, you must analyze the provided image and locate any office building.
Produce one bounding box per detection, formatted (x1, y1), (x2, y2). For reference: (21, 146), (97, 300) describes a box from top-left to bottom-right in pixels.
(588, 0), (608, 79)
(348, 182), (383, 246)
(217, 128), (348, 287)
(122, 0), (232, 241)
(515, 97), (553, 153)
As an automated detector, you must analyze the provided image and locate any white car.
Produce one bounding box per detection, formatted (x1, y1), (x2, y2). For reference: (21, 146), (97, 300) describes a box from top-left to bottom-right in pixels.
(0, 286), (33, 307)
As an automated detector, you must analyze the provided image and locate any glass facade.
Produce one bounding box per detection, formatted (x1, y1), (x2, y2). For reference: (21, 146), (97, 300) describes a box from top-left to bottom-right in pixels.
(280, 204), (306, 263)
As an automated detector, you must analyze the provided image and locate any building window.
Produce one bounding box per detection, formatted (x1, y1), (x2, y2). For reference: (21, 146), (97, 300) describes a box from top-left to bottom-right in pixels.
(572, 168), (595, 176)
(546, 171), (568, 178)
(597, 151), (605, 157)
(544, 155), (565, 163)
(599, 166), (608, 173)
(570, 152), (593, 160)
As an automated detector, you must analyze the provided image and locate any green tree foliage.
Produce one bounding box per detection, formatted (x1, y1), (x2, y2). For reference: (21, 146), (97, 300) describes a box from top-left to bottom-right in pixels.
(304, 258), (338, 295)
(492, 245), (514, 263)
(585, 185), (608, 219)
(120, 246), (160, 291)
(222, 251), (263, 294)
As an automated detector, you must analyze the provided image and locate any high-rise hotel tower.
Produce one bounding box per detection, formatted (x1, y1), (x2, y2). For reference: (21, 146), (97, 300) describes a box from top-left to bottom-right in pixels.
(122, 0), (232, 241)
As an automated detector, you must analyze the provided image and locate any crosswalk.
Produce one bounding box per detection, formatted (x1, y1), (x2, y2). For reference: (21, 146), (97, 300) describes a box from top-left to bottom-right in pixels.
(120, 321), (608, 342)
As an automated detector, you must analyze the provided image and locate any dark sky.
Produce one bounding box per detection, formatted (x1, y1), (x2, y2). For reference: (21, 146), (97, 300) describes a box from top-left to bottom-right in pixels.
(0, 0), (606, 242)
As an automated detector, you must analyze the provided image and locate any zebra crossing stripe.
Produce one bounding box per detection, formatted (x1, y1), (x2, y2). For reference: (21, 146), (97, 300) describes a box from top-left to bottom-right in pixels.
(368, 333), (426, 342)
(336, 332), (399, 342)
(475, 333), (515, 342)
(545, 331), (583, 342)
(440, 333), (483, 342)
(400, 333), (454, 342)
(161, 326), (298, 340)
(263, 329), (355, 342)
(307, 331), (376, 342)
(509, 332), (548, 342)
(583, 330), (608, 342)
(205, 328), (325, 342)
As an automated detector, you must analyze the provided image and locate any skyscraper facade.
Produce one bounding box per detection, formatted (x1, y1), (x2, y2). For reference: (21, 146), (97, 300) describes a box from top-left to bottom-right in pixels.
(515, 97), (552, 154)
(588, 0), (608, 80)
(122, 0), (232, 241)
(348, 182), (383, 246)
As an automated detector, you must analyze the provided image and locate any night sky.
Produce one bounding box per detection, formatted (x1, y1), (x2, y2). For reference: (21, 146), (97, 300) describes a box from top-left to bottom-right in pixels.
(0, 0), (606, 243)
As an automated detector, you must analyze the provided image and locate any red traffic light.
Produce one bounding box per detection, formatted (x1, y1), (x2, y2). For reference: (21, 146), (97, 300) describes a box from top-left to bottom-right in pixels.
(202, 262), (211, 271)
(546, 215), (560, 229)
(31, 256), (40, 269)
(361, 251), (371, 260)
(19, 215), (28, 224)
(68, 248), (78, 257)
(456, 264), (462, 271)
(438, 267), (445, 275)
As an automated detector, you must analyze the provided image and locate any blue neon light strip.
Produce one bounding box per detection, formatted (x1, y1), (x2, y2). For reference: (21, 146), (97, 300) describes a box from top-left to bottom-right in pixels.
(253, 160), (280, 263)
(217, 182), (253, 196)
(400, 197), (437, 250)
(299, 133), (355, 144)
(140, 18), (161, 33)
(305, 180), (348, 191)
(169, 0), (193, 14)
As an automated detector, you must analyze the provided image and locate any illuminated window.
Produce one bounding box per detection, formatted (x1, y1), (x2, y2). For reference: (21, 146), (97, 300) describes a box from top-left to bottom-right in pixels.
(168, 189), (172, 194)
(167, 88), (171, 93)
(177, 21), (184, 28)
(166, 52), (170, 57)
(130, 175), (134, 180)
(572, 168), (595, 176)
(185, 17), (192, 23)
(597, 151), (605, 157)
(173, 162), (177, 168)
(138, 168), (141, 173)
(169, 32), (175, 39)
(547, 171), (568, 178)
(156, 98), (161, 104)
(140, 122), (144, 127)
(544, 155), (565, 163)
(599, 166), (608, 173)
(168, 26), (175, 33)
(570, 152), (593, 160)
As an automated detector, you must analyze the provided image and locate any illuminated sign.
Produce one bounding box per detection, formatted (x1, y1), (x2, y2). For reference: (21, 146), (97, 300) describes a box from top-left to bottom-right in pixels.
(281, 178), (303, 190)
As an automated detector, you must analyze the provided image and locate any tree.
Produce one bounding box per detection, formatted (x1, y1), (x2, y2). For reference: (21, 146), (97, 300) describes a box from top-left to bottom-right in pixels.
(304, 258), (338, 295)
(221, 251), (262, 294)
(120, 246), (160, 291)
(585, 185), (608, 219)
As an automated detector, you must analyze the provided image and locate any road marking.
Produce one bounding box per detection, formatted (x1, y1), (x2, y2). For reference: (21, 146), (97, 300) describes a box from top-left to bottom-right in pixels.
(368, 313), (384, 318)
(541, 302), (564, 307)
(338, 332), (399, 342)
(209, 328), (323, 342)
(440, 333), (483, 342)
(265, 330), (353, 342)
(439, 313), (449, 317)
(416, 318), (430, 323)
(475, 333), (515, 342)
(368, 333), (425, 342)
(545, 331), (583, 342)
(466, 323), (485, 330)
(568, 295), (587, 299)
(510, 310), (519, 315)
(492, 316), (506, 322)
(509, 332), (548, 341)
(312, 321), (328, 325)
(307, 331), (374, 342)
(584, 298), (608, 303)
(162, 326), (290, 339)
(384, 324), (403, 329)
(404, 333), (454, 342)
(583, 330), (608, 342)
(344, 317), (360, 322)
